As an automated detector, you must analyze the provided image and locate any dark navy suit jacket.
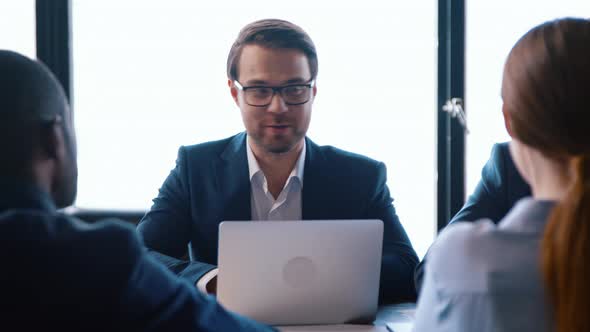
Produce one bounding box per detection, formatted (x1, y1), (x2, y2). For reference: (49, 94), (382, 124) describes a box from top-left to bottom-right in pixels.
(414, 142), (532, 292)
(138, 133), (419, 303)
(0, 182), (274, 331)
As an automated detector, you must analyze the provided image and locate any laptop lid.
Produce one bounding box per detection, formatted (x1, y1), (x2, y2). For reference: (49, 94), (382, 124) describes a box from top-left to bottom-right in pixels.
(217, 219), (383, 326)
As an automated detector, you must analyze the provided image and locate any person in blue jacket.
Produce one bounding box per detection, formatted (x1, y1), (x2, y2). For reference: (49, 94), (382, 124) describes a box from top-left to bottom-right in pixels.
(414, 17), (590, 331)
(0, 50), (275, 332)
(137, 18), (419, 303)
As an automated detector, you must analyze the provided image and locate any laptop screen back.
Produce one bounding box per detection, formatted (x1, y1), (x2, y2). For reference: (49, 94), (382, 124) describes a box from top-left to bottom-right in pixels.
(217, 219), (383, 325)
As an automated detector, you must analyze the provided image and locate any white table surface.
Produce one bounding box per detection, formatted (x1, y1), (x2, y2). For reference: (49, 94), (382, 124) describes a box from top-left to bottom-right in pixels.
(278, 303), (415, 332)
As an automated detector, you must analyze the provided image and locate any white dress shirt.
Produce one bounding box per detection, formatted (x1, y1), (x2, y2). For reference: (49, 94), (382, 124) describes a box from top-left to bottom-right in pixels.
(196, 136), (307, 292)
(246, 135), (305, 221)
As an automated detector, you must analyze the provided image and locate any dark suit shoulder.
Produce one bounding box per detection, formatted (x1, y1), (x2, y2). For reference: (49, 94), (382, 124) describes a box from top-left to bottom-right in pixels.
(303, 143), (389, 213)
(0, 210), (146, 328)
(1, 209), (135, 240)
(486, 142), (530, 202)
(315, 144), (382, 170)
(483, 143), (508, 183)
(492, 141), (510, 158)
(308, 143), (386, 194)
(1, 211), (142, 282)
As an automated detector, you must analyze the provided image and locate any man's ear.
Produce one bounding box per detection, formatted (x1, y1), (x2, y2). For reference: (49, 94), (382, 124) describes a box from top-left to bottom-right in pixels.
(228, 79), (239, 105)
(502, 103), (514, 137)
(312, 84), (317, 97)
(38, 116), (65, 161)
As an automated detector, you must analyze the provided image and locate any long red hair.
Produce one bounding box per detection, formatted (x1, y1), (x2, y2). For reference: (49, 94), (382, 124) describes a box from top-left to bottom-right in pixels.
(502, 18), (590, 331)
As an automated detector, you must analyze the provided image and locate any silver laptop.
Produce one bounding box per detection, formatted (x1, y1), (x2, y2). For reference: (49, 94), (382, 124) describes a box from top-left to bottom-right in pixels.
(217, 220), (383, 326)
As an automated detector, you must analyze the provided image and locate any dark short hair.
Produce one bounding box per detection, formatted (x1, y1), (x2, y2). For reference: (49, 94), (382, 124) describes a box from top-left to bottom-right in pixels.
(0, 50), (68, 177)
(226, 19), (318, 81)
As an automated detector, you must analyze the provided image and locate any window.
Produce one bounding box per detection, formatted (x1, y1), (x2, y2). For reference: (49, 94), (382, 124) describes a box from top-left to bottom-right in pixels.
(0, 1), (35, 58)
(465, 1), (590, 193)
(73, 0), (437, 257)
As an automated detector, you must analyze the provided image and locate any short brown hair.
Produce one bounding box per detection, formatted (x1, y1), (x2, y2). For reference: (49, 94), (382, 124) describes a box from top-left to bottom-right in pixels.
(226, 19), (318, 81)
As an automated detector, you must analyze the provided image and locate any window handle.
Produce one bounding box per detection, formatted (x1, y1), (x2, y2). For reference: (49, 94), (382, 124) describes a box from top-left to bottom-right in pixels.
(442, 98), (469, 134)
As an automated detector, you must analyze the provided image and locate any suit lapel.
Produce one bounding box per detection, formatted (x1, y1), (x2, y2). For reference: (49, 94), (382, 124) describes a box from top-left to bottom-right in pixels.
(215, 132), (252, 221)
(215, 135), (330, 221)
(302, 137), (329, 219)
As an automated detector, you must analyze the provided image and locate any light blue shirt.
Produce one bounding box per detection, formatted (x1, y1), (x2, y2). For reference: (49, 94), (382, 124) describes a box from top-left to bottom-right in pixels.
(414, 198), (555, 332)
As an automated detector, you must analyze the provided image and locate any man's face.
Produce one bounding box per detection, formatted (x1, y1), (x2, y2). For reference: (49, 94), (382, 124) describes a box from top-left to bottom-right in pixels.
(230, 45), (316, 154)
(53, 102), (78, 208)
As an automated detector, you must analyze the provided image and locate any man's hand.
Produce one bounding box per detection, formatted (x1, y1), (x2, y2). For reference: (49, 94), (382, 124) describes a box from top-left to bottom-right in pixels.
(196, 268), (218, 295)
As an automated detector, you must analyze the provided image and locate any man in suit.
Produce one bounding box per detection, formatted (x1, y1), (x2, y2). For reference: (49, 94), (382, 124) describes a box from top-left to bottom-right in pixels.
(0, 50), (274, 331)
(137, 19), (419, 303)
(414, 142), (531, 292)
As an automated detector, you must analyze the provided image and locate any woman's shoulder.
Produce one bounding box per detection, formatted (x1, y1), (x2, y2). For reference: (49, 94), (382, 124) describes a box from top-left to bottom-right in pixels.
(427, 219), (503, 289)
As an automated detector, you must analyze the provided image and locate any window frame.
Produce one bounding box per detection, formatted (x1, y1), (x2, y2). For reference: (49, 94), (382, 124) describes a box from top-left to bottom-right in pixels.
(36, 0), (467, 231)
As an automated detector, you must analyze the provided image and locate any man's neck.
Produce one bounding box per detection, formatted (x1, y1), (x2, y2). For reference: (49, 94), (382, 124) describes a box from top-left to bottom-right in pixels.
(250, 139), (304, 199)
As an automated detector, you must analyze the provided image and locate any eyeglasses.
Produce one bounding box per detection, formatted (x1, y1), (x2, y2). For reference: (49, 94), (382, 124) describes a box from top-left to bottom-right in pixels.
(234, 80), (315, 107)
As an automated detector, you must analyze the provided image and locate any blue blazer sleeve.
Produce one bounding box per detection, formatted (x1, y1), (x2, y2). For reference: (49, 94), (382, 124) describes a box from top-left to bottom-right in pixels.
(370, 162), (419, 303)
(2, 211), (274, 331)
(137, 146), (215, 285)
(121, 247), (276, 332)
(450, 142), (520, 224)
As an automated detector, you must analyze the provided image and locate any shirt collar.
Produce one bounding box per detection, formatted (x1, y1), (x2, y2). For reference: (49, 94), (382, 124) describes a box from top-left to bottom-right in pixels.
(246, 135), (306, 186)
(498, 197), (556, 233)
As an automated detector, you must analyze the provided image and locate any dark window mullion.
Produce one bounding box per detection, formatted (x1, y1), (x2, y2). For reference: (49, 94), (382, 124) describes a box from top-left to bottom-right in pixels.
(36, 0), (72, 103)
(437, 0), (466, 232)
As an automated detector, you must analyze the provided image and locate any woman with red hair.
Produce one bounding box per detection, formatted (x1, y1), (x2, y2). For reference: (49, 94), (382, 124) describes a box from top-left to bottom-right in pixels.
(414, 17), (590, 332)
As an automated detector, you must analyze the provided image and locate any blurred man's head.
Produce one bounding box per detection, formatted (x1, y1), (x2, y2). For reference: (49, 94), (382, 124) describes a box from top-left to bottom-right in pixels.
(0, 50), (77, 208)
